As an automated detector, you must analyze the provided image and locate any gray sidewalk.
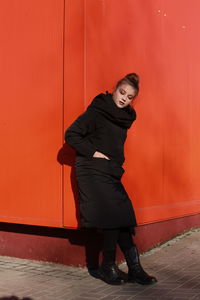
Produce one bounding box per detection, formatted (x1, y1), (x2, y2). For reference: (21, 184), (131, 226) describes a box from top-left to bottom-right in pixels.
(0, 228), (200, 300)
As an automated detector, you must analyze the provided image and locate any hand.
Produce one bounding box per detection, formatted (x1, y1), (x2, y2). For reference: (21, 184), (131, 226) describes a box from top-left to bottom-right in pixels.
(93, 151), (110, 160)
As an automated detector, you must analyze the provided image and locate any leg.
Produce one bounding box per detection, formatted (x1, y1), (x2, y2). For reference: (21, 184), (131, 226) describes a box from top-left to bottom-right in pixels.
(98, 228), (125, 285)
(118, 228), (157, 285)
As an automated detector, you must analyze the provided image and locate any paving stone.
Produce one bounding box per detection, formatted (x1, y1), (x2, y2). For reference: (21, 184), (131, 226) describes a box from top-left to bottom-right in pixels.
(0, 228), (199, 300)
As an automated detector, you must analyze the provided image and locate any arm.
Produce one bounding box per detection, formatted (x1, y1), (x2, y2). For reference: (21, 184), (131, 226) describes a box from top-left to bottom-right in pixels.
(65, 110), (97, 158)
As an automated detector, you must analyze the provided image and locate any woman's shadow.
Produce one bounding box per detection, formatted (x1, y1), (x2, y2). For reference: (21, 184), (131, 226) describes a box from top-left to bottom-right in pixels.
(57, 143), (102, 275)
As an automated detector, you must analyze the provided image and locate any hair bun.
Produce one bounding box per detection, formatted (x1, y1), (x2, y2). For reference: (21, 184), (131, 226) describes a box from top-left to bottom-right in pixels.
(125, 73), (140, 85)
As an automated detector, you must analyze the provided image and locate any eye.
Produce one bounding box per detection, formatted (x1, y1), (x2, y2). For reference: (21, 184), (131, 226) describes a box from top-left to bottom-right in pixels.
(119, 89), (125, 95)
(128, 95), (134, 100)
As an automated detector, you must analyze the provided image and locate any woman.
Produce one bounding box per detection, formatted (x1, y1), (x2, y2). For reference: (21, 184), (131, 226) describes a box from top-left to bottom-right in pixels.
(65, 73), (157, 285)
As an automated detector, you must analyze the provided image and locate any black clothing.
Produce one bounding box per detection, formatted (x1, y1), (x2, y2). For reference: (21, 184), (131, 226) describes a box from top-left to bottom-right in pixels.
(123, 246), (158, 284)
(100, 228), (133, 285)
(102, 229), (120, 254)
(66, 92), (136, 165)
(101, 228), (134, 254)
(118, 228), (135, 252)
(65, 92), (137, 229)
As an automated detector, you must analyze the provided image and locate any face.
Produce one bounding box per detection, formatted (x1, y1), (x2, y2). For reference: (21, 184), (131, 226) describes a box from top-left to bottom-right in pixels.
(112, 83), (136, 108)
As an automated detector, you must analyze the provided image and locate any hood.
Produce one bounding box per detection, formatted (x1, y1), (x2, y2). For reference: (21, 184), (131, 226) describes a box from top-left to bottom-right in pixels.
(87, 92), (136, 129)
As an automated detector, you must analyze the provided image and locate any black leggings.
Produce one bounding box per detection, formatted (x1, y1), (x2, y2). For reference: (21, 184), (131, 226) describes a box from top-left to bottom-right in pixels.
(102, 227), (135, 253)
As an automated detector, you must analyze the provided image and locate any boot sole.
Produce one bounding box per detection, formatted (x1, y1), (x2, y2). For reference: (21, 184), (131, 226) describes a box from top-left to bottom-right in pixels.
(128, 278), (158, 285)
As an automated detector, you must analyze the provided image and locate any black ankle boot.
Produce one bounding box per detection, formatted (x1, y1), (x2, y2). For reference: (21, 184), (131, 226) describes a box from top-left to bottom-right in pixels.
(99, 262), (126, 285)
(98, 250), (126, 285)
(124, 246), (157, 285)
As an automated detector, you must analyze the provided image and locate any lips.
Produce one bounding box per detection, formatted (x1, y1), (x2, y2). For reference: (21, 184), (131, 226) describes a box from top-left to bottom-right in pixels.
(119, 101), (124, 105)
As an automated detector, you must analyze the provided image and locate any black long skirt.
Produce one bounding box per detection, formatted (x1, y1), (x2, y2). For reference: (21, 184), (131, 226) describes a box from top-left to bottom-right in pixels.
(75, 156), (137, 229)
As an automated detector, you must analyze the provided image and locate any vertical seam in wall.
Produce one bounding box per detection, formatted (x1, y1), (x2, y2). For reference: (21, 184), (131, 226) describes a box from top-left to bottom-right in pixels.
(186, 27), (192, 191)
(83, 0), (87, 108)
(161, 0), (165, 204)
(61, 0), (66, 227)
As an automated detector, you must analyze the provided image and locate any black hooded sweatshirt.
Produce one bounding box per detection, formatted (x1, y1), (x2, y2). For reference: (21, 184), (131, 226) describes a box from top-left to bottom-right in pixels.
(65, 92), (136, 167)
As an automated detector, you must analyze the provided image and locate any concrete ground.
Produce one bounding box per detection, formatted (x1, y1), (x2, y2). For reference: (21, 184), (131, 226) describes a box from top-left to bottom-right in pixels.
(0, 228), (199, 300)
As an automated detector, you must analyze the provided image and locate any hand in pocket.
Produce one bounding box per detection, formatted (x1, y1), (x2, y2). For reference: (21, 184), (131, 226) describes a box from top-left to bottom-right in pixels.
(93, 151), (110, 160)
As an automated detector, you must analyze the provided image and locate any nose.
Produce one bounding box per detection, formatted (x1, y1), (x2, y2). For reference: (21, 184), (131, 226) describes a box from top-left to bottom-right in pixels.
(122, 96), (127, 103)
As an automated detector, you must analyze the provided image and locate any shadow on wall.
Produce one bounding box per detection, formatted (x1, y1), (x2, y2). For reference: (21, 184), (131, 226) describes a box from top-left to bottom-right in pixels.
(57, 142), (81, 226)
(0, 221), (103, 269)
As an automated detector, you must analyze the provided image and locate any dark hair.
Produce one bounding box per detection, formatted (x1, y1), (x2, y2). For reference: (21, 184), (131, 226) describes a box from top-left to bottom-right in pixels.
(115, 73), (140, 97)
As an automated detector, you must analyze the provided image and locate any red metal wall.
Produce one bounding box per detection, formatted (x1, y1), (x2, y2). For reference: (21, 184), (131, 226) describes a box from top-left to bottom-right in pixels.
(64, 0), (200, 228)
(0, 0), (200, 231)
(0, 0), (64, 227)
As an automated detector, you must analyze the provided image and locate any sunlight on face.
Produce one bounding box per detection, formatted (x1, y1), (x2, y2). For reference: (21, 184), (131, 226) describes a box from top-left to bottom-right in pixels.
(112, 83), (136, 108)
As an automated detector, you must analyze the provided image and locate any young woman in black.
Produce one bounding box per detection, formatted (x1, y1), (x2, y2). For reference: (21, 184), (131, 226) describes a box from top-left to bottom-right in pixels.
(65, 73), (157, 285)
